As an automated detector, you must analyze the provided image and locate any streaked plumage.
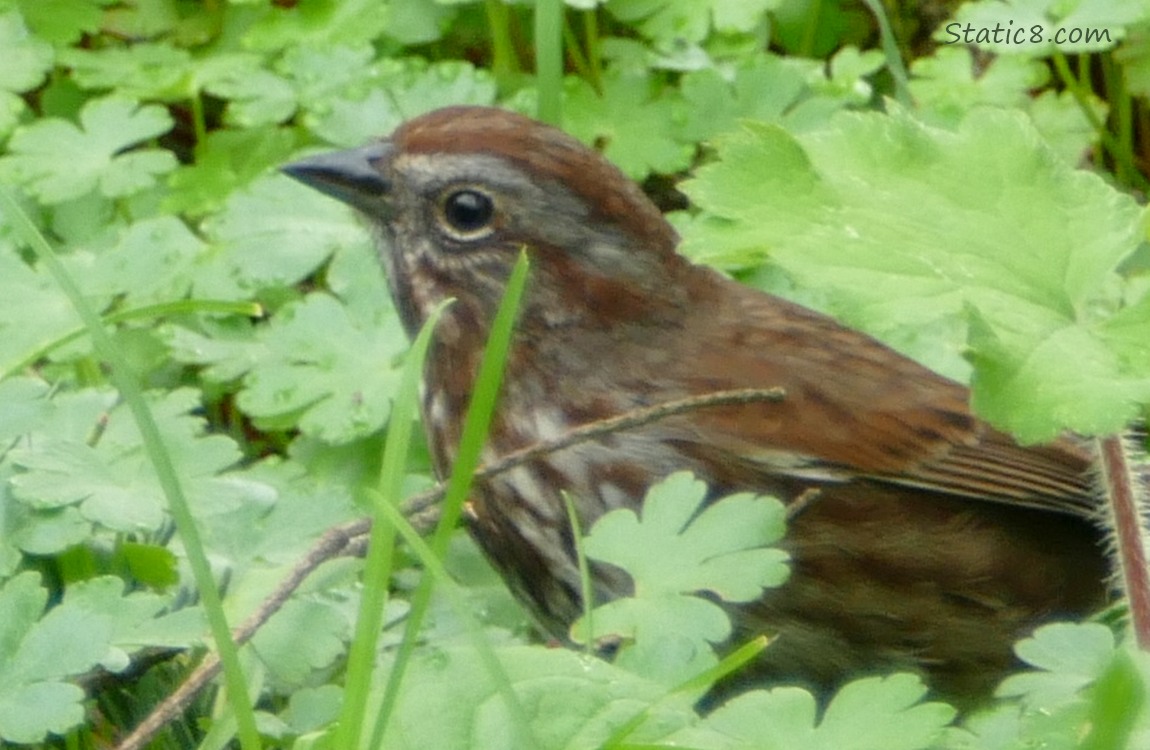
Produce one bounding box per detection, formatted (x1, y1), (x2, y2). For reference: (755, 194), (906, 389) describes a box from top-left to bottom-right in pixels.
(284, 106), (1108, 700)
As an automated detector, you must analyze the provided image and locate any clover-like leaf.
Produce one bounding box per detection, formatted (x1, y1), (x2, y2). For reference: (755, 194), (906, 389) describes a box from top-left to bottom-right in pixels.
(242, 0), (392, 51)
(85, 217), (211, 305)
(910, 47), (1104, 163)
(1115, 25), (1150, 99)
(237, 294), (407, 443)
(47, 576), (204, 672)
(58, 42), (192, 100)
(296, 57), (497, 148)
(563, 73), (693, 179)
(997, 622), (1118, 707)
(9, 389), (251, 534)
(0, 96), (175, 204)
(380, 0), (457, 45)
(169, 284), (407, 444)
(672, 673), (955, 750)
(608, 0), (778, 45)
(0, 247), (96, 375)
(252, 598), (349, 687)
(204, 63), (296, 129)
(0, 571), (203, 744)
(677, 56), (810, 143)
(0, 10), (52, 136)
(371, 644), (698, 750)
(165, 127), (298, 216)
(196, 173), (372, 296)
(575, 472), (788, 684)
(1026, 88), (1108, 164)
(0, 573), (111, 743)
(910, 47), (1050, 127)
(14, 0), (109, 46)
(584, 472), (788, 601)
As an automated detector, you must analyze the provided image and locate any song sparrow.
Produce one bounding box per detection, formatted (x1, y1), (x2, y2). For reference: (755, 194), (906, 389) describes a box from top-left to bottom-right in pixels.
(284, 106), (1108, 700)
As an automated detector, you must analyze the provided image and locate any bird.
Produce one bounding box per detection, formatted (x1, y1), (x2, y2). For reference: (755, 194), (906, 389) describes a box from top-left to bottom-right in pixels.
(283, 105), (1108, 702)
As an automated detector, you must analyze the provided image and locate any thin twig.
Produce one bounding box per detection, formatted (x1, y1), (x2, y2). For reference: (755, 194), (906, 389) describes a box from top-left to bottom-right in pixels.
(402, 387), (786, 517)
(113, 521), (366, 750)
(112, 386), (785, 750)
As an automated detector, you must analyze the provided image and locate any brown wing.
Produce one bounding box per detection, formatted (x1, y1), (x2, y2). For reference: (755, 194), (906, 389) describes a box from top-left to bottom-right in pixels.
(668, 270), (1095, 518)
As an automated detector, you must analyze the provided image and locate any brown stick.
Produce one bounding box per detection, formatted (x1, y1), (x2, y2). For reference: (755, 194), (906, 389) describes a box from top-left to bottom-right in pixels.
(112, 387), (785, 750)
(1096, 434), (1150, 650)
(401, 387), (784, 517)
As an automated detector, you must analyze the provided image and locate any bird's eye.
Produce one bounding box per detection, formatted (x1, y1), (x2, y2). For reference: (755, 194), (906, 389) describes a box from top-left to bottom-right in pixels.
(439, 188), (496, 237)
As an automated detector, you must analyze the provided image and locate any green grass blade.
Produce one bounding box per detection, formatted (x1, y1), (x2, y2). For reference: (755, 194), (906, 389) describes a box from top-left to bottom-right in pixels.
(369, 250), (531, 747)
(564, 490), (596, 656)
(535, 0), (564, 125)
(369, 488), (541, 749)
(0, 189), (262, 750)
(4, 299), (263, 379)
(859, 0), (911, 107)
(603, 637), (770, 750)
(334, 299), (452, 750)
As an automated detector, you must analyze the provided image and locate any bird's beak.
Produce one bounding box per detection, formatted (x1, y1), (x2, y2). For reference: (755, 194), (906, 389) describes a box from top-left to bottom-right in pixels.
(281, 142), (394, 216)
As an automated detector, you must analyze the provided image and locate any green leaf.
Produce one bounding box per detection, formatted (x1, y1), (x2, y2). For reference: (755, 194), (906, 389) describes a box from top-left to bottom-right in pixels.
(4, 505), (90, 562)
(0, 376), (52, 441)
(204, 60), (297, 129)
(299, 58), (496, 148)
(575, 472), (788, 684)
(170, 291), (407, 444)
(0, 572), (109, 743)
(382, 0), (457, 45)
(679, 108), (1150, 441)
(0, 10), (52, 135)
(607, 0), (778, 44)
(276, 44), (378, 111)
(204, 461), (355, 560)
(85, 216), (211, 305)
(585, 473), (788, 601)
(1081, 650), (1146, 750)
(1115, 24), (1150, 99)
(118, 540), (180, 588)
(0, 96), (176, 204)
(234, 290), (404, 441)
(196, 173), (371, 296)
(910, 47), (1050, 127)
(252, 598), (349, 687)
(281, 684), (343, 735)
(672, 673), (954, 750)
(1026, 88), (1108, 164)
(0, 571), (203, 744)
(58, 42), (192, 100)
(10, 389), (250, 533)
(563, 73), (693, 179)
(14, 0), (111, 46)
(910, 47), (1104, 163)
(242, 0), (392, 51)
(676, 56), (810, 143)
(0, 682), (86, 744)
(166, 127), (298, 215)
(100, 0), (180, 38)
(998, 622), (1117, 706)
(52, 576), (204, 670)
(0, 248), (92, 374)
(372, 644), (698, 750)
(0, 386), (108, 561)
